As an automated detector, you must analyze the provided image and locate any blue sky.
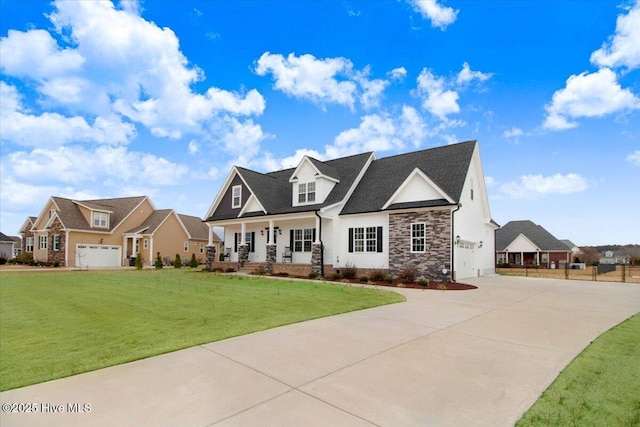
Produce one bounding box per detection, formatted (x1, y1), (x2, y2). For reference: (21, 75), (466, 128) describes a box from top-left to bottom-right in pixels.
(1, 0), (639, 246)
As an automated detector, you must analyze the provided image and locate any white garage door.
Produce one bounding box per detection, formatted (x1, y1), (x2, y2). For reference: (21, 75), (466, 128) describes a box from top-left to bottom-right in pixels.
(76, 244), (122, 267)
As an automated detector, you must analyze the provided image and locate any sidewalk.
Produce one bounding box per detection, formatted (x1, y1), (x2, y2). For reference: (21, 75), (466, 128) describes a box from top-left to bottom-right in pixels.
(2, 276), (639, 426)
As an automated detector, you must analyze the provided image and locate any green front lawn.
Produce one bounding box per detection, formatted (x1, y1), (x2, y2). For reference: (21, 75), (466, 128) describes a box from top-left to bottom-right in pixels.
(0, 269), (404, 391)
(517, 312), (640, 427)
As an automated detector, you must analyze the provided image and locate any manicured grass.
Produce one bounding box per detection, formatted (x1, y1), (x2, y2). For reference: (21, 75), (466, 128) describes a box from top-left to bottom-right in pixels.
(0, 269), (404, 391)
(517, 312), (640, 427)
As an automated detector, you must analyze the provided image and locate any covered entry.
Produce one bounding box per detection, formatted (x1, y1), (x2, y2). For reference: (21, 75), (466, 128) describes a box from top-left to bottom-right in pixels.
(76, 244), (122, 267)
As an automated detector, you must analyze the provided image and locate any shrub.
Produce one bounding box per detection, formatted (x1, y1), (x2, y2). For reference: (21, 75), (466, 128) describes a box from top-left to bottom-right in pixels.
(359, 276), (369, 282)
(398, 266), (417, 283)
(0, 254), (7, 265)
(173, 254), (182, 269)
(331, 272), (342, 280)
(308, 272), (318, 279)
(370, 269), (386, 282)
(384, 275), (393, 283)
(155, 252), (163, 269)
(275, 272), (289, 277)
(52, 261), (60, 268)
(134, 253), (143, 270)
(189, 253), (198, 268)
(342, 262), (357, 280)
(418, 278), (429, 287)
(15, 252), (33, 264)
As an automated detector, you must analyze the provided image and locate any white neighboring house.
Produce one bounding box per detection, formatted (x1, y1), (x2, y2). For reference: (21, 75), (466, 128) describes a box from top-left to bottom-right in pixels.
(204, 140), (498, 280)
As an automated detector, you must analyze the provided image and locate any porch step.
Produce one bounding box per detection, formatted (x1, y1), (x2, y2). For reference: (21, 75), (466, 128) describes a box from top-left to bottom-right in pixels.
(238, 262), (267, 273)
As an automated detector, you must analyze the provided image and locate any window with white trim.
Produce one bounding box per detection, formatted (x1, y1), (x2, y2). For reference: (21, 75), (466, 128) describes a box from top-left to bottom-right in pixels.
(348, 227), (383, 253)
(411, 223), (426, 253)
(184, 241), (189, 252)
(143, 239), (148, 249)
(39, 235), (47, 250)
(298, 182), (316, 204)
(92, 211), (109, 228)
(199, 243), (205, 253)
(53, 234), (61, 251)
(26, 237), (34, 252)
(293, 228), (313, 252)
(232, 185), (242, 208)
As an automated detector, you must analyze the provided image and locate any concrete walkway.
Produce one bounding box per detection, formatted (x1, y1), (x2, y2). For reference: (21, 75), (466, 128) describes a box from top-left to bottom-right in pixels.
(2, 276), (639, 427)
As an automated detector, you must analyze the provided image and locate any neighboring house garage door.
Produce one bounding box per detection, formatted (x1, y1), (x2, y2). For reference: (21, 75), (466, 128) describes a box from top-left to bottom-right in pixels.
(76, 244), (121, 267)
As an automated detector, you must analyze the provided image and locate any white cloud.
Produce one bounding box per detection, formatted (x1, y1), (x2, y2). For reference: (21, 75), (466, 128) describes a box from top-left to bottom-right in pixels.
(590, 1), (640, 70)
(188, 140), (199, 154)
(325, 106), (428, 158)
(409, 0), (458, 30)
(457, 62), (493, 86)
(543, 68), (640, 130)
(627, 150), (640, 166)
(255, 52), (357, 109)
(503, 127), (523, 138)
(1, 0), (265, 143)
(500, 173), (588, 199)
(255, 52), (401, 111)
(415, 68), (460, 118)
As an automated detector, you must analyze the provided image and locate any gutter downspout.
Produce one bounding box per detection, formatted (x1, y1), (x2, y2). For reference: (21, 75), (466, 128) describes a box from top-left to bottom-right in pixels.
(451, 203), (461, 282)
(315, 210), (324, 277)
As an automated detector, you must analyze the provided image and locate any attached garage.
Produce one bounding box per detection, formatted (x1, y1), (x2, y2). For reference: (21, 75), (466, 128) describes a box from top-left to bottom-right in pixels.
(76, 244), (122, 267)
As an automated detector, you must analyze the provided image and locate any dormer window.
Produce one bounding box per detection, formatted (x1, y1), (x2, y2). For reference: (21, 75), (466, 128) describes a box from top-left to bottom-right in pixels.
(298, 182), (316, 204)
(92, 211), (109, 228)
(232, 185), (242, 208)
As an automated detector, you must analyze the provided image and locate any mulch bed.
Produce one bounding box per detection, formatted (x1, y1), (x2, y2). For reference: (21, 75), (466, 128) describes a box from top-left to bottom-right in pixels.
(357, 280), (477, 291)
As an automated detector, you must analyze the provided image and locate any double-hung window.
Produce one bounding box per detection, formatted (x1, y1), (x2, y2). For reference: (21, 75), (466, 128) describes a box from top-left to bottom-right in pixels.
(348, 227), (383, 253)
(292, 228), (313, 252)
(298, 182), (316, 204)
(53, 234), (61, 251)
(232, 185), (242, 208)
(411, 223), (426, 253)
(26, 237), (34, 252)
(93, 211), (109, 228)
(39, 235), (47, 250)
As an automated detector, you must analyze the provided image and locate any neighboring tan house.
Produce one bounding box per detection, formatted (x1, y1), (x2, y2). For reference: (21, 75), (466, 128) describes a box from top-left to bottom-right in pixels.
(496, 220), (572, 268)
(205, 140), (498, 281)
(0, 232), (20, 259)
(560, 239), (580, 260)
(18, 217), (37, 256)
(21, 196), (218, 267)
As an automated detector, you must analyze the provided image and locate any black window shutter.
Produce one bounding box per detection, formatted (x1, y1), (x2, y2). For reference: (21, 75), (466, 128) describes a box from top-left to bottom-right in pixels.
(250, 232), (255, 253)
(348, 228), (353, 253)
(377, 226), (383, 252)
(234, 233), (238, 252)
(290, 230), (294, 248)
(312, 228), (316, 242)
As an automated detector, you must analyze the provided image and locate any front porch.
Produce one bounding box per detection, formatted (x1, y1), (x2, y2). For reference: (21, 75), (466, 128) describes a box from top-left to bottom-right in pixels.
(208, 261), (335, 277)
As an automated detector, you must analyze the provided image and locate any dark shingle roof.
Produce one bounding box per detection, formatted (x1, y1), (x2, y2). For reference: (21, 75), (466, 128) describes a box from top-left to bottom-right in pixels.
(229, 152), (372, 217)
(496, 220), (571, 251)
(0, 232), (14, 242)
(341, 140), (476, 215)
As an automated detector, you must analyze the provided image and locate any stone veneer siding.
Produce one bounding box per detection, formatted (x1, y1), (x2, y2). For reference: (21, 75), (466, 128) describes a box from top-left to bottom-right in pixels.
(238, 244), (249, 268)
(389, 210), (451, 280)
(265, 244), (277, 272)
(206, 245), (216, 271)
(47, 218), (66, 266)
(311, 243), (322, 275)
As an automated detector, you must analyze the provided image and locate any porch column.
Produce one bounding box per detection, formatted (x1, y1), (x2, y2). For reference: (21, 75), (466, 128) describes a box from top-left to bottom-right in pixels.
(311, 215), (322, 276)
(266, 220), (276, 272)
(208, 224), (214, 246)
(238, 222), (248, 268)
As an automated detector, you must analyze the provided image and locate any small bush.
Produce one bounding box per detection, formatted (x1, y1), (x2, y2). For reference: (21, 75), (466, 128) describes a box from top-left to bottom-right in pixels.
(14, 252), (33, 265)
(134, 253), (143, 270)
(384, 275), (393, 283)
(189, 253), (198, 268)
(418, 278), (429, 287)
(0, 255), (7, 265)
(52, 261), (60, 268)
(173, 254), (182, 269)
(308, 272), (318, 279)
(275, 272), (289, 277)
(399, 266), (417, 283)
(155, 252), (163, 269)
(370, 269), (386, 282)
(331, 272), (342, 280)
(359, 276), (369, 282)
(342, 262), (357, 280)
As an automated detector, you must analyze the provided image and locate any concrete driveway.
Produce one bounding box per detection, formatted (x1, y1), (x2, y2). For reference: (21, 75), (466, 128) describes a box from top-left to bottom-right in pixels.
(2, 276), (639, 427)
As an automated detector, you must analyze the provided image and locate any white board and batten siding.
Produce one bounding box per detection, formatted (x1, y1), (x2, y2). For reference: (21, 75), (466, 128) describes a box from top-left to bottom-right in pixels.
(76, 244), (122, 267)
